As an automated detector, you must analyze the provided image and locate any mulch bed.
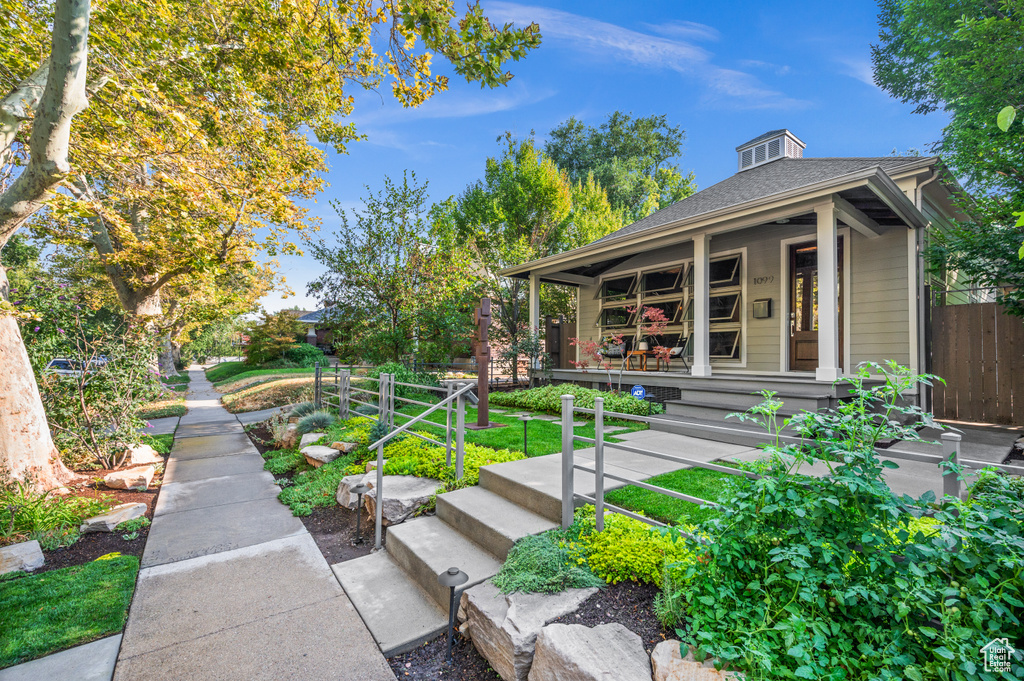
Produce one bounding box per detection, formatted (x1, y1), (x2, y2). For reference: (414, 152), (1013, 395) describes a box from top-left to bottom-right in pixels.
(299, 504), (382, 564)
(389, 635), (502, 681)
(548, 581), (677, 655)
(36, 460), (166, 575)
(246, 422), (277, 455)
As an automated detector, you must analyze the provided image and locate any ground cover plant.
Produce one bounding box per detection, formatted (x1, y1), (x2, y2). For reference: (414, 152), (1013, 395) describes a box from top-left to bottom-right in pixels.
(0, 554), (139, 668)
(140, 433), (174, 455)
(662, 362), (1024, 680)
(490, 384), (664, 418)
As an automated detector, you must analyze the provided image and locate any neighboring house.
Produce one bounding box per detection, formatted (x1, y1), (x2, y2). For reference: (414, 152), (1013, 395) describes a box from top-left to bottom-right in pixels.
(500, 130), (967, 432)
(296, 308), (335, 350)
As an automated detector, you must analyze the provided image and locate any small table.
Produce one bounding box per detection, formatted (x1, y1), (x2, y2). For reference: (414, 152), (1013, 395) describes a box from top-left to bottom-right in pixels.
(626, 350), (647, 371)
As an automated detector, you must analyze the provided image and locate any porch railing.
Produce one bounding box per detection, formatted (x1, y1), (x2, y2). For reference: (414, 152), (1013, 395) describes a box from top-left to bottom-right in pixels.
(560, 394), (1024, 538)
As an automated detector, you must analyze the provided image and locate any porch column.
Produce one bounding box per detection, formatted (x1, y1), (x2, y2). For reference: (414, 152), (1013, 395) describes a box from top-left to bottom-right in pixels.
(815, 202), (841, 382)
(692, 234), (712, 377)
(528, 272), (541, 368)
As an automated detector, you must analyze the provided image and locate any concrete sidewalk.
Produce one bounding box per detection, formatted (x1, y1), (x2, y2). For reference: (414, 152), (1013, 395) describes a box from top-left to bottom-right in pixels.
(115, 367), (395, 681)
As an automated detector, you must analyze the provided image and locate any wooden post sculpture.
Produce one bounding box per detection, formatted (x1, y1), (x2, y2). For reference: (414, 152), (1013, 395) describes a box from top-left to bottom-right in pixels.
(475, 298), (491, 428)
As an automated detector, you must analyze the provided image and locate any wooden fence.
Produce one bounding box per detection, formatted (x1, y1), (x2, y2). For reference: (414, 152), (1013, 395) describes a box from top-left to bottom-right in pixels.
(930, 303), (1024, 424)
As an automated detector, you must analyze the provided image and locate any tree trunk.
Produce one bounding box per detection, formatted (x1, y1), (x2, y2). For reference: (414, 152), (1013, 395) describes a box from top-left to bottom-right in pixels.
(0, 0), (90, 490)
(0, 267), (75, 490)
(158, 336), (178, 376)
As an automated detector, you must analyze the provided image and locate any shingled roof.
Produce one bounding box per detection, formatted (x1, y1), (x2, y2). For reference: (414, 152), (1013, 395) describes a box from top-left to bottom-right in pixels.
(594, 157), (930, 245)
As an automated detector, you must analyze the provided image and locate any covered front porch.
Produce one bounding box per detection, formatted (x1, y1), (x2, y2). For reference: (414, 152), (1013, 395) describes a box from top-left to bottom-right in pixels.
(511, 179), (928, 388)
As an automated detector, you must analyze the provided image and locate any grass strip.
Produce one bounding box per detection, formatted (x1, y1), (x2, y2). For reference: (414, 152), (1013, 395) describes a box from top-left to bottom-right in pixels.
(604, 466), (740, 526)
(213, 367), (316, 389)
(394, 403), (645, 457)
(0, 555), (139, 669)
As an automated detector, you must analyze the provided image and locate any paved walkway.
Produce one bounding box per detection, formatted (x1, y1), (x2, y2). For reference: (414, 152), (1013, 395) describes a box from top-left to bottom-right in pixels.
(114, 368), (395, 681)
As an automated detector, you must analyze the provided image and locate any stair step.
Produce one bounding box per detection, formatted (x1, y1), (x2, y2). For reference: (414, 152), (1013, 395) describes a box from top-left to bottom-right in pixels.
(436, 486), (558, 560)
(332, 551), (447, 656)
(672, 391), (830, 413)
(479, 460), (563, 523)
(386, 516), (504, 609)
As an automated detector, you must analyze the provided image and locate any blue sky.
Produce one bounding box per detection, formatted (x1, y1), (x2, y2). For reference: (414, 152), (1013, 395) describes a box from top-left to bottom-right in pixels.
(263, 0), (948, 312)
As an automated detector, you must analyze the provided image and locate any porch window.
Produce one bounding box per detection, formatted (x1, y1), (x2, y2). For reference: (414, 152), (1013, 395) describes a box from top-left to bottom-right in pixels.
(600, 306), (634, 328)
(601, 274), (636, 302)
(641, 266), (684, 295)
(708, 254), (743, 362)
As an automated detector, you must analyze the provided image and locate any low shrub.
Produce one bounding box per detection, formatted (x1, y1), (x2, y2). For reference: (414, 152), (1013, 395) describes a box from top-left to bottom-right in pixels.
(573, 506), (696, 585)
(0, 477), (115, 548)
(282, 343), (324, 367)
(263, 449), (306, 475)
(289, 401), (318, 418)
(381, 437), (524, 486)
(296, 410), (337, 435)
(277, 453), (357, 516)
(324, 417), (374, 447)
(490, 384), (663, 418)
(140, 433), (173, 455)
(493, 531), (605, 594)
(115, 516), (150, 540)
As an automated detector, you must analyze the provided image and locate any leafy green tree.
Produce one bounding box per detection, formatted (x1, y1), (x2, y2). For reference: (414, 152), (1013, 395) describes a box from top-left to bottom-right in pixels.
(307, 173), (481, 363)
(437, 136), (623, 382)
(545, 111), (696, 223)
(872, 0), (1024, 313)
(244, 310), (302, 366)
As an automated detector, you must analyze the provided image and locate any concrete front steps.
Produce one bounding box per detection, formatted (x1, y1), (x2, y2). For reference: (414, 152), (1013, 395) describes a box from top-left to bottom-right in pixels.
(647, 413), (806, 449)
(333, 484), (557, 656)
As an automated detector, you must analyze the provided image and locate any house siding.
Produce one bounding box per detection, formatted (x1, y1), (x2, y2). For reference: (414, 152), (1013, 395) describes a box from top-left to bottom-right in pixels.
(848, 228), (910, 367)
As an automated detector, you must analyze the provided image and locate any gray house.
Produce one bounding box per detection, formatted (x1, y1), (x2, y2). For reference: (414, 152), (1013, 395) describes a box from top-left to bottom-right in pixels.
(501, 130), (964, 430)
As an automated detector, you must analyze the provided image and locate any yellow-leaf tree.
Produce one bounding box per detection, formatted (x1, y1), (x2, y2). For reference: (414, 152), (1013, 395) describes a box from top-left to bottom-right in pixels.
(0, 0), (540, 488)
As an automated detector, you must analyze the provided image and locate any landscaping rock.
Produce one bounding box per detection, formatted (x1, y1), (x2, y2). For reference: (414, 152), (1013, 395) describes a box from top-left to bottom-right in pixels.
(127, 443), (163, 465)
(330, 441), (360, 453)
(0, 540), (44, 575)
(528, 623), (651, 681)
(299, 432), (326, 449)
(651, 640), (738, 681)
(363, 475), (441, 525)
(275, 422), (299, 448)
(460, 581), (598, 681)
(80, 502), (148, 533)
(104, 465), (156, 490)
(365, 458), (388, 473)
(302, 445), (342, 467)
(336, 473), (374, 510)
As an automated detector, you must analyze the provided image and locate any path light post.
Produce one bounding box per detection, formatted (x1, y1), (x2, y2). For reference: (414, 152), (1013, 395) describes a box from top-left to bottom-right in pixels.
(518, 414), (533, 457)
(438, 567), (469, 665)
(350, 482), (370, 544)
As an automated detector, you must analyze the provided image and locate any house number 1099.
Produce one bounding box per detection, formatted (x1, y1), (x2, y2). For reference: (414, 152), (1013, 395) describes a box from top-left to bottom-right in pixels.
(753, 275), (775, 285)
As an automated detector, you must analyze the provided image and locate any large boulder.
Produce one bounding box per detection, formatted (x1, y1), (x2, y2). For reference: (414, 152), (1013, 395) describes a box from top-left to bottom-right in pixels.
(363, 475), (441, 525)
(104, 465), (156, 490)
(299, 432), (326, 449)
(0, 540), (44, 575)
(80, 502), (148, 534)
(336, 473), (374, 510)
(651, 640), (739, 681)
(274, 422), (299, 448)
(528, 623), (652, 681)
(127, 443), (163, 465)
(302, 445), (341, 467)
(460, 581), (598, 681)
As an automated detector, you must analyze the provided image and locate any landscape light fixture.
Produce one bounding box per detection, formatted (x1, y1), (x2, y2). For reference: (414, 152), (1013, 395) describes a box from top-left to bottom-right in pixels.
(350, 482), (370, 545)
(438, 567), (469, 665)
(518, 414), (534, 457)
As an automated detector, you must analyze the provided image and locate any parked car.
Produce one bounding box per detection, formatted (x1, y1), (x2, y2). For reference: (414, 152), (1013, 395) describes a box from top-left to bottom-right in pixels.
(44, 358), (84, 377)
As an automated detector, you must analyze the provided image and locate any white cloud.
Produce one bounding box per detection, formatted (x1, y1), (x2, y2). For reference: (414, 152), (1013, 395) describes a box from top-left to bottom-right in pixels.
(484, 2), (806, 109)
(644, 20), (720, 42)
(836, 57), (876, 87)
(350, 84), (556, 127)
(737, 59), (791, 76)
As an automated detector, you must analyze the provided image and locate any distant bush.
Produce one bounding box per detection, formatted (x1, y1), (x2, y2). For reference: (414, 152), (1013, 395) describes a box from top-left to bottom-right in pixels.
(282, 343), (324, 368)
(491, 384), (663, 418)
(367, 362), (439, 398)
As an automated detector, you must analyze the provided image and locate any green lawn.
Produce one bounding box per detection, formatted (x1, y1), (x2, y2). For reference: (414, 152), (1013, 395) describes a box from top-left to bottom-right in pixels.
(394, 402), (646, 457)
(604, 466), (742, 526)
(138, 397), (186, 420)
(0, 555), (139, 668)
(161, 373), (191, 386)
(204, 361), (248, 383)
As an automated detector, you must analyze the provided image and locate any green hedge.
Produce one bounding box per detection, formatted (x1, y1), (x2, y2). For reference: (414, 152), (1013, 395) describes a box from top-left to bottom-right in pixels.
(490, 384), (663, 417)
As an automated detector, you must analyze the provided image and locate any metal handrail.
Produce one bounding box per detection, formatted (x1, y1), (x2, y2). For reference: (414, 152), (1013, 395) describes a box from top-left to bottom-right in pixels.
(368, 382), (475, 450)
